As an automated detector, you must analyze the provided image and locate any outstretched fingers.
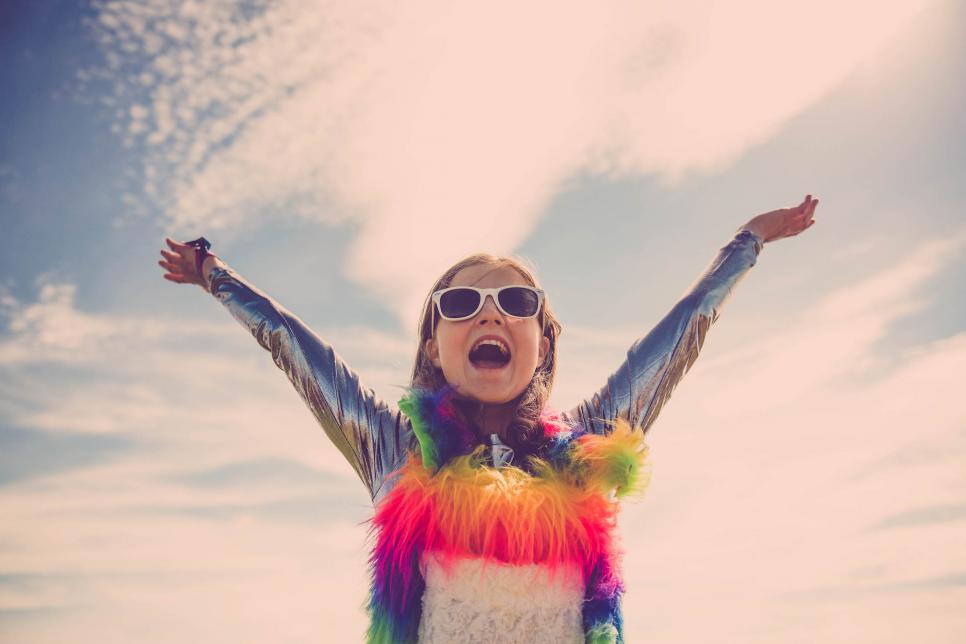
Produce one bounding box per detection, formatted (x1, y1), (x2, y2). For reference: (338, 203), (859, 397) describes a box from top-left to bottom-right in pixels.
(798, 195), (819, 219)
(806, 197), (819, 220)
(160, 239), (197, 285)
(800, 195), (818, 233)
(164, 237), (191, 256)
(159, 258), (186, 274)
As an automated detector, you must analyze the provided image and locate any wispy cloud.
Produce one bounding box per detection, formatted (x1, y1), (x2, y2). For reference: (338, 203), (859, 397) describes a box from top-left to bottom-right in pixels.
(0, 279), (224, 365)
(873, 504), (966, 530)
(88, 0), (934, 321)
(0, 427), (133, 486)
(0, 274), (409, 477)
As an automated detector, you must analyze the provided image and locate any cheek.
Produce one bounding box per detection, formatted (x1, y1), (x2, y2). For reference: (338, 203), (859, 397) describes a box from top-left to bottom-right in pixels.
(509, 322), (543, 365)
(436, 325), (468, 364)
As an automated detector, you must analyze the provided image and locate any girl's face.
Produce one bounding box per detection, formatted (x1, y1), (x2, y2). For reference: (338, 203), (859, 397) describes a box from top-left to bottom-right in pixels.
(425, 264), (550, 404)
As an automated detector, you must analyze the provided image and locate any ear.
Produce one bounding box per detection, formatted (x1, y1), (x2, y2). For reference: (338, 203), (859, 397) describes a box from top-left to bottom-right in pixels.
(538, 335), (550, 366)
(425, 337), (441, 368)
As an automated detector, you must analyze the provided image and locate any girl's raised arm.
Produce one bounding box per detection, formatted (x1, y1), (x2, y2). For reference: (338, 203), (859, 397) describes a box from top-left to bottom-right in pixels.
(564, 196), (817, 436)
(564, 228), (763, 436)
(160, 239), (411, 503)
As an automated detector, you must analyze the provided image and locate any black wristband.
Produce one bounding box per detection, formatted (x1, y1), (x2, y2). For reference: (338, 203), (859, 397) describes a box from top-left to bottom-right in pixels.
(184, 237), (212, 287)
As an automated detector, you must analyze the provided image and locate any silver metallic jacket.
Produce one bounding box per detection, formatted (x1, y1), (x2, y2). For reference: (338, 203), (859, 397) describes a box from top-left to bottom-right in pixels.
(207, 229), (764, 504)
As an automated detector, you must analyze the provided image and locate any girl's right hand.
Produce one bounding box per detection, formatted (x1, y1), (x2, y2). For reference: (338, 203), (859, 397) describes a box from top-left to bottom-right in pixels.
(158, 237), (219, 290)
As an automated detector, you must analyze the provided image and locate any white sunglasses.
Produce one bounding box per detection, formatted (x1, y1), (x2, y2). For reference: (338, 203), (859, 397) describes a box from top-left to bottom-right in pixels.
(431, 285), (545, 322)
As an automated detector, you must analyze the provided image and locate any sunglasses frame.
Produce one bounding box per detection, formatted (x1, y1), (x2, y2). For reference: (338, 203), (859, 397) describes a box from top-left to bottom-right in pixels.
(431, 285), (545, 324)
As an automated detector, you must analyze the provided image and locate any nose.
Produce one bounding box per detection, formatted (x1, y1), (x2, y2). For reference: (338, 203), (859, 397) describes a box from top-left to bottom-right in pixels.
(476, 294), (504, 325)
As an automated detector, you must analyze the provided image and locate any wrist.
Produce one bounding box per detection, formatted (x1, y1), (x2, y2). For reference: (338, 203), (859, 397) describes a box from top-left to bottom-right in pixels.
(739, 223), (766, 245)
(201, 255), (225, 291)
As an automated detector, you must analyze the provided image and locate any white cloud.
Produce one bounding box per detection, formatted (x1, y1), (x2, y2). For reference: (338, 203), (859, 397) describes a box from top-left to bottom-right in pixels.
(89, 0), (935, 322)
(0, 276), (410, 477)
(0, 279), (224, 365)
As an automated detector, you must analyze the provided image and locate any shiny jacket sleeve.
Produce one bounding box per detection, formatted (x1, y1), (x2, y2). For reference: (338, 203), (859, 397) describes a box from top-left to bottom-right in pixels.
(564, 228), (764, 436)
(207, 265), (412, 503)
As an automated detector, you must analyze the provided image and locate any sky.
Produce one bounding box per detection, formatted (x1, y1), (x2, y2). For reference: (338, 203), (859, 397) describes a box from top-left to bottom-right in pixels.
(1, 0), (964, 642)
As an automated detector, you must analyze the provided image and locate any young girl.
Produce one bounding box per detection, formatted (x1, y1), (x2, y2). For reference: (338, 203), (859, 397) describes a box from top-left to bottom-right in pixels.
(159, 196), (818, 643)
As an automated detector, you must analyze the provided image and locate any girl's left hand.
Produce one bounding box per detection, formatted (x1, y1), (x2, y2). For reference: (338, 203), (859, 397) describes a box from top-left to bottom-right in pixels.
(743, 195), (819, 243)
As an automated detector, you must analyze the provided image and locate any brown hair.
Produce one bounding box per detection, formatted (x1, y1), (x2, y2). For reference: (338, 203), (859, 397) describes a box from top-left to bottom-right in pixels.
(410, 253), (563, 458)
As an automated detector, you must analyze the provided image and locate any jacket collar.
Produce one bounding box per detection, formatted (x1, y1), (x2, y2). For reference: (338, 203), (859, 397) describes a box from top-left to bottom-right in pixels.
(397, 385), (577, 473)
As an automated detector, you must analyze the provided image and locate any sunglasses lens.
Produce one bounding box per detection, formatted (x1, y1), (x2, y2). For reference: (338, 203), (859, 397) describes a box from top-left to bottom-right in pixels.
(438, 288), (482, 319)
(499, 287), (540, 317)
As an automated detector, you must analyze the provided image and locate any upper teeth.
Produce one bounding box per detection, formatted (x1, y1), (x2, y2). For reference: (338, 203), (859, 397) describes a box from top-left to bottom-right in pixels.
(474, 338), (509, 354)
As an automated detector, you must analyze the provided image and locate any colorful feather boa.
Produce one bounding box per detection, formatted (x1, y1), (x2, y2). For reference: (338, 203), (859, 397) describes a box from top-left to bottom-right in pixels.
(366, 387), (651, 643)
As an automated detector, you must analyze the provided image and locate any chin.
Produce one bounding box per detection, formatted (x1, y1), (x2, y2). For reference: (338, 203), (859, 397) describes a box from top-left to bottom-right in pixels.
(447, 360), (532, 404)
(455, 384), (504, 404)
(461, 378), (529, 405)
(470, 389), (516, 404)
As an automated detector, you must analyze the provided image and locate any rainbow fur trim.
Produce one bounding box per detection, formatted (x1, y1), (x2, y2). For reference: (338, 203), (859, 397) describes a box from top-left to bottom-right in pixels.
(366, 388), (651, 643)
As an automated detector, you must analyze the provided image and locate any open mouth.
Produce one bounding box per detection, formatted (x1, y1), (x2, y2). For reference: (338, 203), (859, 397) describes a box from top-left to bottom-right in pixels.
(468, 337), (512, 370)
